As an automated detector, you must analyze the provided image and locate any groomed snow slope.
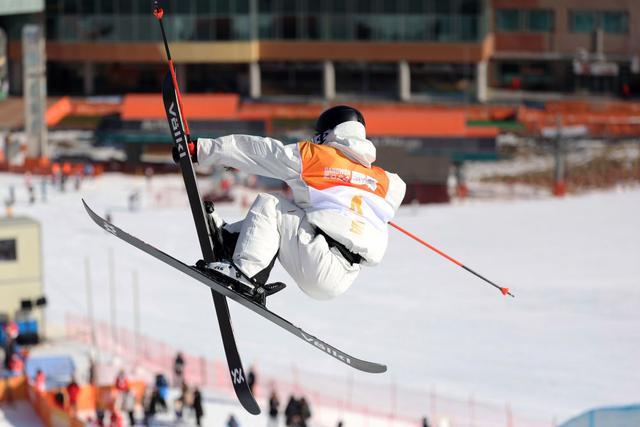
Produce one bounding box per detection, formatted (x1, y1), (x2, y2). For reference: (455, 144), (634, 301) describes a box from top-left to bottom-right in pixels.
(1, 173), (638, 424)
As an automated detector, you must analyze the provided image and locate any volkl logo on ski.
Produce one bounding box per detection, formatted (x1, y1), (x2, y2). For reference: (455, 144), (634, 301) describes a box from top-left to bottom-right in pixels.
(300, 331), (352, 365)
(103, 222), (117, 236)
(231, 368), (245, 385)
(168, 101), (186, 158)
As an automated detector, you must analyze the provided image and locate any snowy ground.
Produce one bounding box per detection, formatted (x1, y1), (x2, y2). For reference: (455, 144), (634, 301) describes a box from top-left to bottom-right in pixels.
(0, 401), (44, 427)
(1, 172), (639, 426)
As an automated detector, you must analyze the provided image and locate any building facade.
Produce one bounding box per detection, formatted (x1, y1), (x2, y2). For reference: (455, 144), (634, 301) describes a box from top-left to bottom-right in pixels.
(0, 216), (44, 339)
(2, 0), (639, 100)
(491, 0), (640, 96)
(6, 0), (490, 100)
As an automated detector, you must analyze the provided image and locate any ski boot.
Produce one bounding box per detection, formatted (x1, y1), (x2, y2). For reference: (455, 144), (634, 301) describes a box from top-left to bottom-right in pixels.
(204, 201), (228, 261)
(195, 260), (286, 306)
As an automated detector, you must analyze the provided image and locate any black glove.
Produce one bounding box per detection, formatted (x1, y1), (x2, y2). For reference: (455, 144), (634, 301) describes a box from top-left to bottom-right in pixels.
(171, 139), (197, 164)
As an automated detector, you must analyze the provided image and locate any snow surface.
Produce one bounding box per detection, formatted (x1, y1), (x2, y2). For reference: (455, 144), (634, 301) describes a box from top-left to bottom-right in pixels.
(1, 172), (639, 426)
(0, 401), (44, 427)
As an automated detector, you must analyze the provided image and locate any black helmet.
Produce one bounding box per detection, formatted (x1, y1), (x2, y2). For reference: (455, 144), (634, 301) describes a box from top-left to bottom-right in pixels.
(315, 105), (365, 135)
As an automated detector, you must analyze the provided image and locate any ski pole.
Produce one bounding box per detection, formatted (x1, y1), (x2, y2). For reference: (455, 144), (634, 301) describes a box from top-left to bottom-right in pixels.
(389, 221), (515, 298)
(152, 1), (192, 138)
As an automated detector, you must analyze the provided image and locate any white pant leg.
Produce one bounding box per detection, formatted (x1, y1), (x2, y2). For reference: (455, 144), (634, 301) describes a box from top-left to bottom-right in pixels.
(234, 193), (361, 300)
(232, 193), (281, 278)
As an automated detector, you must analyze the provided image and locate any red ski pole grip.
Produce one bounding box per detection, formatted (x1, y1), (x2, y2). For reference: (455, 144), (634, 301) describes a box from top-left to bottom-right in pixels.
(153, 7), (164, 19)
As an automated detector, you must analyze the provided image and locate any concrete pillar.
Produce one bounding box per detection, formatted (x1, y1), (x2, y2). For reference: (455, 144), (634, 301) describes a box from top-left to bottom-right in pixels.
(398, 60), (411, 101)
(176, 63), (187, 93)
(249, 61), (261, 99)
(83, 62), (95, 95)
(323, 60), (335, 100)
(476, 60), (488, 103)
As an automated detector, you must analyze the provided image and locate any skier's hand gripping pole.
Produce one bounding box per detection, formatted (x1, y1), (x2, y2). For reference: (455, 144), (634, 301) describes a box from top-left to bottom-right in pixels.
(389, 221), (515, 298)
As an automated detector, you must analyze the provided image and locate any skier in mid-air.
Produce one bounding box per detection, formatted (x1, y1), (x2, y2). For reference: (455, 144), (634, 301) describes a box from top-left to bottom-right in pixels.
(175, 105), (406, 300)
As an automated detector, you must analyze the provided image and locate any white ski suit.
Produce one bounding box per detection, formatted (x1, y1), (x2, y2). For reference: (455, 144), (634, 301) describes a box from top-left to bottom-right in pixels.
(196, 121), (406, 300)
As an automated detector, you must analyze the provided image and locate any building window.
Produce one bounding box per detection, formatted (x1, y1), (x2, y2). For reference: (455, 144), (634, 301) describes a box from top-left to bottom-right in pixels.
(602, 11), (628, 34)
(527, 10), (554, 32)
(569, 10), (628, 34)
(496, 9), (521, 32)
(570, 11), (596, 33)
(0, 239), (17, 262)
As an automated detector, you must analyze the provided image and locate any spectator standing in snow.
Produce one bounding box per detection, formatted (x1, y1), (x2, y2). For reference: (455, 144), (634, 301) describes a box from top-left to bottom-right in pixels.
(192, 387), (204, 427)
(143, 386), (158, 426)
(66, 376), (80, 415)
(154, 373), (168, 411)
(114, 370), (130, 411)
(34, 369), (46, 392)
(226, 414), (239, 427)
(422, 416), (431, 427)
(268, 390), (280, 427)
(284, 395), (301, 427)
(122, 390), (136, 426)
(299, 397), (311, 427)
(173, 352), (185, 386)
(40, 178), (47, 203)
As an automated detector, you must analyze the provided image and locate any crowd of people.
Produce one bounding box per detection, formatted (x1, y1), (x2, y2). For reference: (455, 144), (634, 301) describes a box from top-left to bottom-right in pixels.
(2, 317), (321, 427)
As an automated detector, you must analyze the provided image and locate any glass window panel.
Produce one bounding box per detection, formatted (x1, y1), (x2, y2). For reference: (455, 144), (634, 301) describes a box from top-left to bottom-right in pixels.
(354, 16), (373, 40)
(235, 0), (249, 14)
(602, 11), (628, 34)
(259, 0), (273, 13)
(434, 16), (453, 41)
(98, 0), (115, 14)
(496, 9), (521, 32)
(62, 0), (78, 14)
(527, 10), (553, 32)
(46, 0), (61, 14)
(175, 0), (191, 14)
(196, 0), (212, 14)
(307, 0), (323, 13)
(404, 16), (427, 40)
(195, 17), (214, 40)
(278, 15), (298, 39)
(281, 0), (297, 13)
(0, 239), (17, 262)
(80, 1), (95, 14)
(370, 15), (402, 40)
(331, 0), (347, 13)
(569, 10), (595, 33)
(259, 14), (276, 38)
(435, 0), (453, 14)
(460, 0), (480, 15)
(329, 15), (350, 39)
(214, 17), (232, 39)
(117, 0), (133, 14)
(217, 0), (231, 14)
(46, 16), (57, 39)
(305, 15), (321, 39)
(460, 15), (479, 40)
(383, 0), (398, 14)
(233, 15), (250, 39)
(407, 0), (425, 14)
(356, 0), (373, 14)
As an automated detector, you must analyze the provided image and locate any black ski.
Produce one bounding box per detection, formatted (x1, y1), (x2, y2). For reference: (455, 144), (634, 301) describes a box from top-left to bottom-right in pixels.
(161, 71), (259, 414)
(83, 200), (387, 374)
